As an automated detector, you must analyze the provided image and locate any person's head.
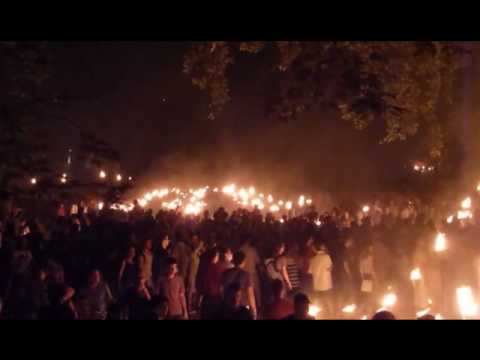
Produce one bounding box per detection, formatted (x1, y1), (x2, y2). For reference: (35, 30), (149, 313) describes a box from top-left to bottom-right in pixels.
(417, 314), (435, 320)
(36, 267), (47, 282)
(191, 234), (201, 248)
(273, 242), (285, 257)
(151, 296), (169, 319)
(161, 235), (170, 250)
(126, 245), (136, 260)
(144, 239), (153, 251)
(89, 269), (102, 286)
(221, 247), (233, 263)
(165, 257), (178, 278)
(315, 242), (327, 253)
(233, 251), (246, 268)
(271, 279), (285, 300)
(372, 311), (396, 320)
(206, 248), (220, 265)
(294, 293), (311, 319)
(224, 283), (242, 308)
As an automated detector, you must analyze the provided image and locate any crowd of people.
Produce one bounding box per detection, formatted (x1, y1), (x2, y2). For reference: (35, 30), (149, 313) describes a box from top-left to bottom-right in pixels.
(1, 196), (480, 320)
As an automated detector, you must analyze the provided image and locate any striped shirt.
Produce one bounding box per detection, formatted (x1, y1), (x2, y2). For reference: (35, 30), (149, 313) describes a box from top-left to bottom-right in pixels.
(286, 257), (301, 290)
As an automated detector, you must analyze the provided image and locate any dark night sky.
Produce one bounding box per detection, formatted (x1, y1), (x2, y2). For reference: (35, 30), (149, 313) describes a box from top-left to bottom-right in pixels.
(46, 42), (479, 203)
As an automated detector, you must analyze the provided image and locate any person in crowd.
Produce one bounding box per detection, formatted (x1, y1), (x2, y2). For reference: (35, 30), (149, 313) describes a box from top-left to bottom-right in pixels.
(264, 279), (294, 320)
(200, 248), (223, 319)
(308, 242), (334, 318)
(138, 239), (154, 287)
(212, 282), (253, 320)
(124, 276), (153, 320)
(145, 296), (170, 320)
(371, 310), (396, 320)
(153, 235), (171, 281)
(239, 238), (262, 311)
(285, 242), (302, 294)
(358, 244), (376, 316)
(221, 251), (257, 319)
(155, 257), (188, 320)
(78, 269), (113, 320)
(118, 245), (138, 295)
(218, 246), (234, 272)
(39, 282), (77, 320)
(187, 234), (204, 314)
(282, 293), (315, 320)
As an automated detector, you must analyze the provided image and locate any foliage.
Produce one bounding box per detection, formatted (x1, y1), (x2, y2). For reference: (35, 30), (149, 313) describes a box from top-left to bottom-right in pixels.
(184, 41), (467, 159)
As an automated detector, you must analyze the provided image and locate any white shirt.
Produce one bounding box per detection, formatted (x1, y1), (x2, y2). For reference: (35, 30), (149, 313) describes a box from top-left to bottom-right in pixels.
(308, 251), (333, 291)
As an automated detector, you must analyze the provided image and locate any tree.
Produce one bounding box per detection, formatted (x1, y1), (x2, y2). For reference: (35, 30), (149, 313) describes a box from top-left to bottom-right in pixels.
(184, 41), (467, 161)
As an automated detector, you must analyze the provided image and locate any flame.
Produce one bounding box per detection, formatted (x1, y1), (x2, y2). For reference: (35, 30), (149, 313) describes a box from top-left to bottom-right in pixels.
(98, 202), (104, 211)
(60, 177), (67, 184)
(285, 201), (293, 210)
(298, 195), (305, 207)
(308, 304), (321, 318)
(446, 215), (454, 224)
(457, 210), (473, 220)
(410, 267), (422, 281)
(456, 286), (478, 318)
(116, 174), (122, 182)
(434, 233), (447, 253)
(99, 170), (107, 179)
(416, 308), (431, 318)
(270, 204), (280, 212)
(362, 205), (370, 213)
(381, 292), (397, 308)
(342, 304), (357, 314)
(461, 197), (472, 210)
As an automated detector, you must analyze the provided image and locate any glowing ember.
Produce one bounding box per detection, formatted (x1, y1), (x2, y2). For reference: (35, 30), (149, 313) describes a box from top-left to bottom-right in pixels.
(342, 304), (357, 314)
(434, 233), (447, 253)
(99, 170), (107, 179)
(456, 286), (478, 318)
(308, 304), (321, 318)
(410, 267), (422, 281)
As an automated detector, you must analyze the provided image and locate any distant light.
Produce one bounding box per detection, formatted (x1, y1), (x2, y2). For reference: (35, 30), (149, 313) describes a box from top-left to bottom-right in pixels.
(128, 176), (133, 181)
(30, 177), (37, 185)
(362, 205), (370, 213)
(98, 202), (104, 211)
(60, 178), (67, 184)
(99, 170), (107, 179)
(116, 174), (122, 182)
